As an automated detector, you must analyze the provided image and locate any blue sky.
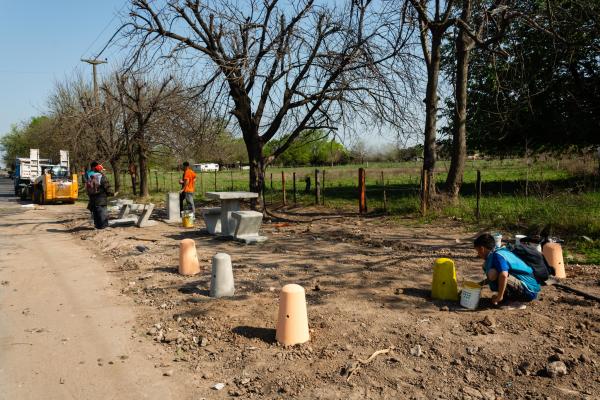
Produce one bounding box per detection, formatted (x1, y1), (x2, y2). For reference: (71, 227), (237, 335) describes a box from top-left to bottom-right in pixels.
(0, 0), (126, 138)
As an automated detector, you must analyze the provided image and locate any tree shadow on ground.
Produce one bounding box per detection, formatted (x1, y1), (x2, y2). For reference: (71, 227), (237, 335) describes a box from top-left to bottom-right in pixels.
(232, 326), (276, 344)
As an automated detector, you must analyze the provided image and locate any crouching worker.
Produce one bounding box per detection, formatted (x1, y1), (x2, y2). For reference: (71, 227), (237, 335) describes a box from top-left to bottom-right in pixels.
(474, 233), (540, 307)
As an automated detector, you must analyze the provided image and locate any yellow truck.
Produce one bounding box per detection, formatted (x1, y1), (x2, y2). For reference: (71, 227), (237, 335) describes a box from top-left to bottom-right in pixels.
(16, 149), (78, 204)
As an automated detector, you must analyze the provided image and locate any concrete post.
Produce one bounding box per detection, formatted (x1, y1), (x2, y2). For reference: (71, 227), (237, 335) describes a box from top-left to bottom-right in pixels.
(209, 253), (235, 298)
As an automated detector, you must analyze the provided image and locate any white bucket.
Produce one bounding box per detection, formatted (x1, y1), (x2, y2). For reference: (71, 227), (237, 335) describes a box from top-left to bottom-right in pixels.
(460, 282), (482, 310)
(493, 233), (502, 248)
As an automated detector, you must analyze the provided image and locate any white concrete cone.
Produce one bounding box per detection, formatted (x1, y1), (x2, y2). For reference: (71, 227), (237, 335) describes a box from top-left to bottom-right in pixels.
(209, 253), (235, 298)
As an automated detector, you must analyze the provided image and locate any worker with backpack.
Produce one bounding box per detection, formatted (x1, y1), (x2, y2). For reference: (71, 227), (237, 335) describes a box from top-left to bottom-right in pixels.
(86, 161), (115, 229)
(474, 233), (542, 307)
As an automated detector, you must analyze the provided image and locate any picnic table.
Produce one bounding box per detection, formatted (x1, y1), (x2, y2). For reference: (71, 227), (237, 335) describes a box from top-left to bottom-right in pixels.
(205, 191), (259, 236)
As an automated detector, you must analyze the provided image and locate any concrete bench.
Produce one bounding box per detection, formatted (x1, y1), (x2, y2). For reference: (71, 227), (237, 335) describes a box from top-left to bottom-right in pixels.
(201, 207), (222, 234)
(109, 203), (158, 228)
(231, 210), (267, 244)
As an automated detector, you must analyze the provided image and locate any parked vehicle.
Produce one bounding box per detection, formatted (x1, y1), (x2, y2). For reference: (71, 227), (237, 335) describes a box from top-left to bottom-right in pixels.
(192, 163), (220, 172)
(14, 149), (78, 204)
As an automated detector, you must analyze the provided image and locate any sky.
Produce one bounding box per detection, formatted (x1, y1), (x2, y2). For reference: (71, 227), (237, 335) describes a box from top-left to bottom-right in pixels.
(0, 0), (126, 164)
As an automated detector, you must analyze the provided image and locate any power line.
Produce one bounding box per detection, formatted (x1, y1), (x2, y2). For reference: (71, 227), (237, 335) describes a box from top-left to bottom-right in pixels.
(80, 1), (129, 60)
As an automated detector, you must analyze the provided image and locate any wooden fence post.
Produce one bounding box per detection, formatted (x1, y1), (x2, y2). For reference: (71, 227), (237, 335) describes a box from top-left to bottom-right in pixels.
(476, 170), (482, 220)
(359, 167), (367, 214)
(321, 169), (325, 205)
(282, 171), (287, 206)
(381, 170), (387, 213)
(154, 170), (159, 192)
(230, 170), (234, 190)
(315, 169), (321, 205)
(162, 173), (166, 192)
(214, 170), (217, 191)
(293, 172), (297, 205)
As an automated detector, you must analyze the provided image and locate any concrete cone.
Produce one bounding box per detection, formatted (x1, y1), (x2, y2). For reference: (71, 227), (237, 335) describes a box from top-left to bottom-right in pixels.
(209, 253), (235, 298)
(543, 243), (566, 279)
(178, 239), (200, 276)
(431, 258), (459, 301)
(276, 284), (310, 346)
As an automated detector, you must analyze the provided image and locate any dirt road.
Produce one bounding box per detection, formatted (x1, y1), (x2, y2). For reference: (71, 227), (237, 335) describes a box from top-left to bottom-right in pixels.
(0, 177), (192, 400)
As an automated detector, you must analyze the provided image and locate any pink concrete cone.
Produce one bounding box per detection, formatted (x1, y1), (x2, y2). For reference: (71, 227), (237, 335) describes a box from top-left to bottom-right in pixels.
(276, 284), (310, 346)
(543, 242), (566, 279)
(178, 238), (200, 276)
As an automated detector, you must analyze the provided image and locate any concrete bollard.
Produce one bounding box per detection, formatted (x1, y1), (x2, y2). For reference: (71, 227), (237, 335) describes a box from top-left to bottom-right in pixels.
(209, 253), (235, 298)
(543, 243), (566, 279)
(166, 192), (181, 223)
(431, 258), (459, 301)
(178, 239), (200, 276)
(276, 284), (310, 346)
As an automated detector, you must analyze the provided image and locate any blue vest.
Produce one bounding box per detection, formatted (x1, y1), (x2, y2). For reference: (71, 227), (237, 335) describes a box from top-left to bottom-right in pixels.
(484, 248), (541, 295)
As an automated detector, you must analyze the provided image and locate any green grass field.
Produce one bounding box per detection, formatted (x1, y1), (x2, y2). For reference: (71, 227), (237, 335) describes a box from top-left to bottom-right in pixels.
(91, 156), (600, 263)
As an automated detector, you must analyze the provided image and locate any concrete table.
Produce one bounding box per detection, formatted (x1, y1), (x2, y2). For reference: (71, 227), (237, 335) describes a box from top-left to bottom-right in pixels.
(205, 191), (259, 236)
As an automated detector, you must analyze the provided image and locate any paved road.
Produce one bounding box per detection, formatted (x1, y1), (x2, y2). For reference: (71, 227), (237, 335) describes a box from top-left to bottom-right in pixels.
(0, 182), (190, 399)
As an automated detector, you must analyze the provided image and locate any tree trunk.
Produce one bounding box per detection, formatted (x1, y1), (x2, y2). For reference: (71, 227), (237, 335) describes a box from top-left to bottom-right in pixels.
(246, 137), (264, 210)
(446, 2), (473, 199)
(421, 31), (443, 208)
(110, 157), (121, 193)
(138, 144), (149, 198)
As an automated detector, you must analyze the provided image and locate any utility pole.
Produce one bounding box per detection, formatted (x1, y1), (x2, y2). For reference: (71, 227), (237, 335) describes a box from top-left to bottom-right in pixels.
(81, 58), (107, 106)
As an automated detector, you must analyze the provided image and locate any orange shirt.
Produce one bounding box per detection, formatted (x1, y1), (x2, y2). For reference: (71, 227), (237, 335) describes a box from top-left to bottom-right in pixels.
(183, 169), (196, 193)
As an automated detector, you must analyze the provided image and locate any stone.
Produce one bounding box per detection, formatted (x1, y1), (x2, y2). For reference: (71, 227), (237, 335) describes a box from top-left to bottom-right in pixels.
(481, 316), (495, 327)
(163, 369), (174, 376)
(467, 346), (479, 355)
(439, 306), (450, 312)
(212, 383), (226, 390)
(579, 354), (591, 364)
(462, 386), (483, 399)
(410, 345), (423, 357)
(546, 361), (568, 378)
(200, 337), (208, 347)
(163, 331), (180, 343)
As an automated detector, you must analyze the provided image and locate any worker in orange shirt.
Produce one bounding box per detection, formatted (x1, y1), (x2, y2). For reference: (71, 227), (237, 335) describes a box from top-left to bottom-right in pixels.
(179, 161), (196, 216)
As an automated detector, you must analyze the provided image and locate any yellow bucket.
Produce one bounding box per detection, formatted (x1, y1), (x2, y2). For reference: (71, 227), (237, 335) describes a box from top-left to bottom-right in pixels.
(182, 212), (194, 228)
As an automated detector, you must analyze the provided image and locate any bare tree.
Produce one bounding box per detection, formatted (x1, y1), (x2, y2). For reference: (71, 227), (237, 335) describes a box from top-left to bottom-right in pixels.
(122, 0), (416, 204)
(111, 73), (181, 197)
(444, 0), (513, 198)
(408, 0), (456, 210)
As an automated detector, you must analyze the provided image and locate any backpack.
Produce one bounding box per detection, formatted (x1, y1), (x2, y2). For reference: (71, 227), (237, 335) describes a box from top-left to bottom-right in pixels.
(508, 244), (554, 283)
(85, 173), (102, 196)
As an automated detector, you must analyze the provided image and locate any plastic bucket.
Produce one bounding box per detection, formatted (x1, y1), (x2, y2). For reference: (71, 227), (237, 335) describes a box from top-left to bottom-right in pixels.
(460, 281), (482, 310)
(182, 212), (195, 228)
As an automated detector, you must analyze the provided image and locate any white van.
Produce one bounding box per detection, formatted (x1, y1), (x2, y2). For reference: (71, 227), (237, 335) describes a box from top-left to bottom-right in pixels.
(192, 163), (219, 172)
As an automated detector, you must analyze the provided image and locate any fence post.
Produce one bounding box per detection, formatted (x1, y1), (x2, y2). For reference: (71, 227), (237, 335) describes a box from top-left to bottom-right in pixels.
(420, 168), (428, 216)
(358, 168), (367, 214)
(476, 169), (482, 220)
(293, 172), (297, 205)
(230, 170), (234, 190)
(282, 171), (287, 206)
(162, 173), (166, 192)
(321, 169), (325, 205)
(170, 172), (173, 191)
(381, 170), (387, 213)
(154, 170), (159, 193)
(315, 169), (321, 205)
(214, 170), (217, 191)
